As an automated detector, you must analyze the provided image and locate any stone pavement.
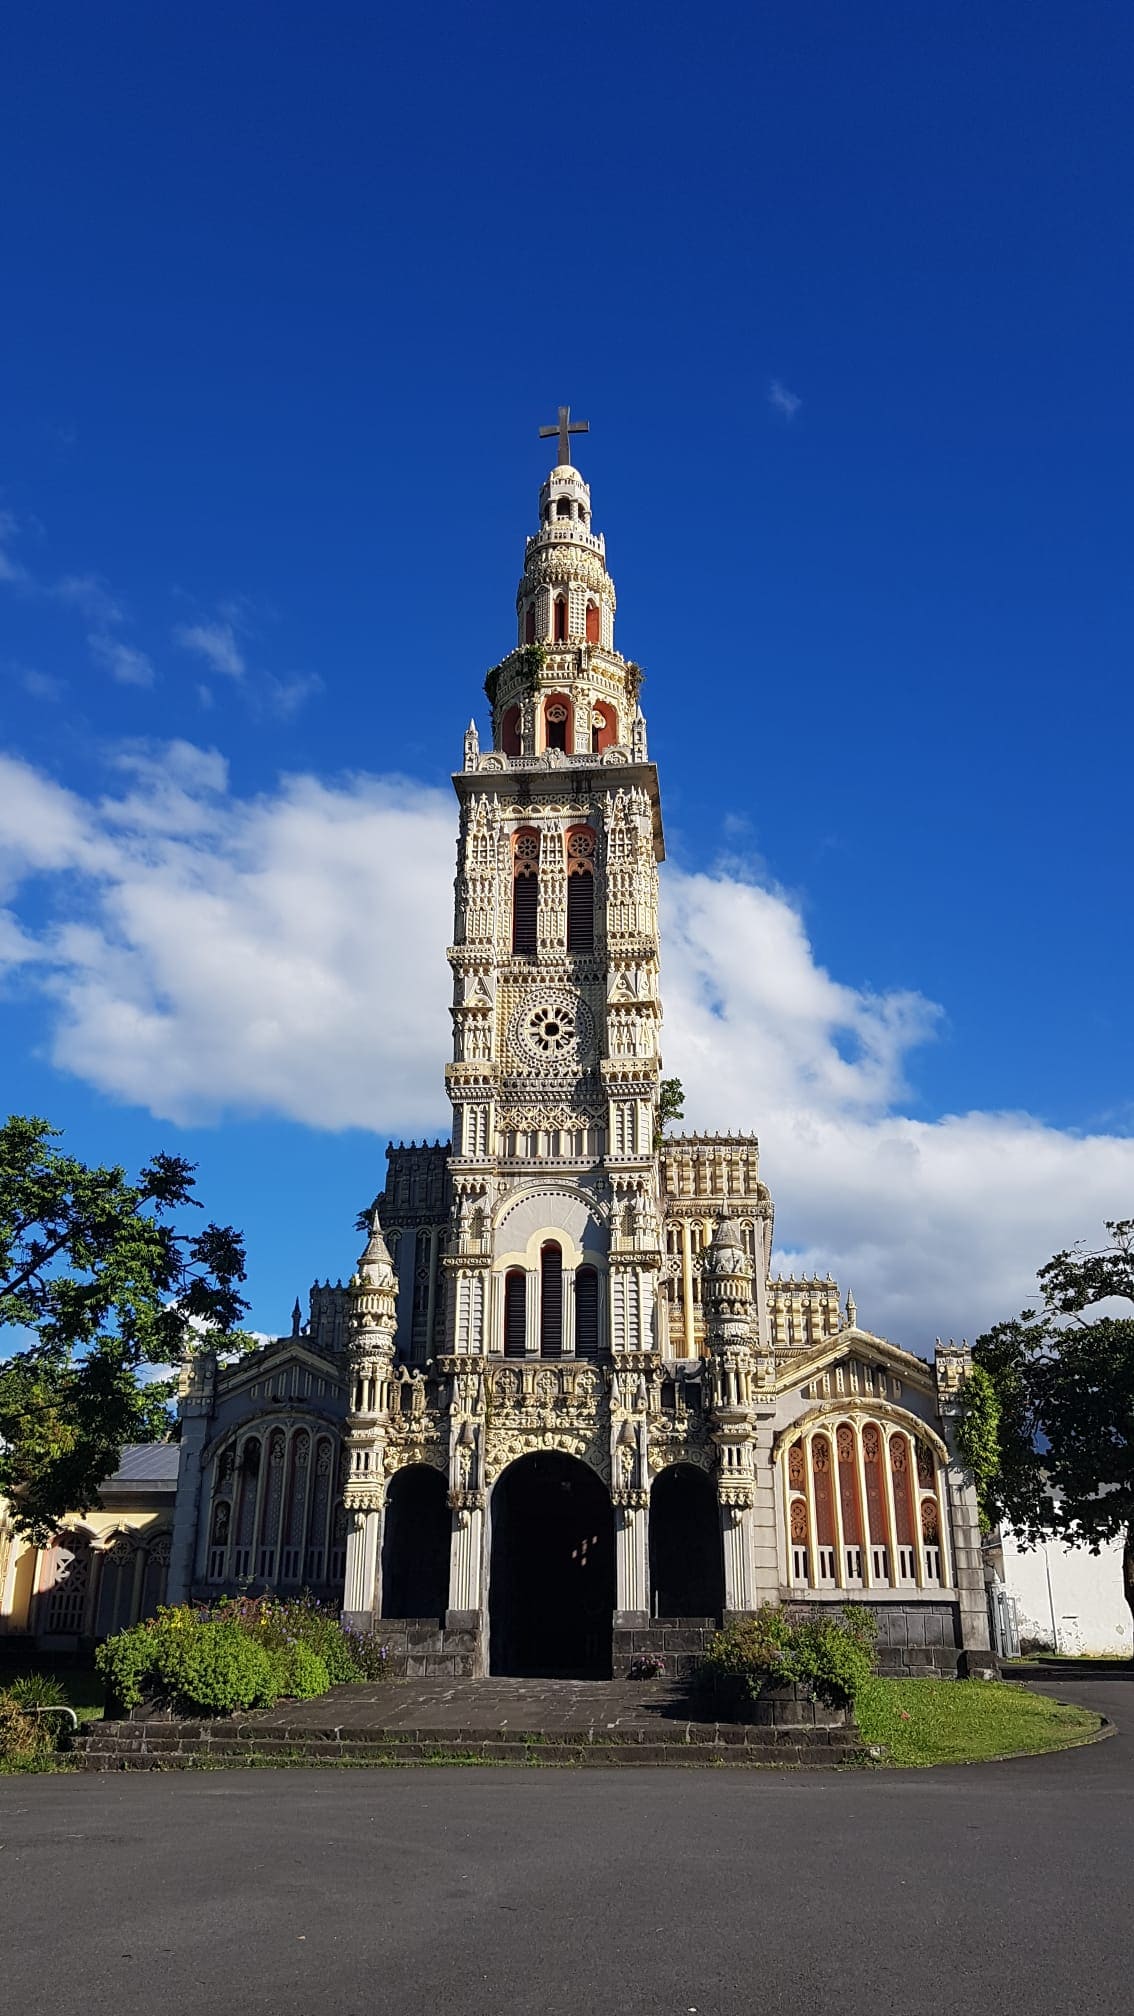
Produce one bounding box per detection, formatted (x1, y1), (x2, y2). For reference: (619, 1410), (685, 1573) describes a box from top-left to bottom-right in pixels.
(252, 1674), (707, 1731)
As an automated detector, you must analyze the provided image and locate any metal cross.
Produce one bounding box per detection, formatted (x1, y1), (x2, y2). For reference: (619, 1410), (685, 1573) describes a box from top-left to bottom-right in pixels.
(539, 405), (590, 466)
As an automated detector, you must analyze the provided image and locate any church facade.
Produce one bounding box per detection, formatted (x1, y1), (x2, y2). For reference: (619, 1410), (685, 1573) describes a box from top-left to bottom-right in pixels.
(167, 422), (993, 1681)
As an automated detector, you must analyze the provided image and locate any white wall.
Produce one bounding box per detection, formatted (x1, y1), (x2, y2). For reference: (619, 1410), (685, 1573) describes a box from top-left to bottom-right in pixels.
(1000, 1527), (1132, 1656)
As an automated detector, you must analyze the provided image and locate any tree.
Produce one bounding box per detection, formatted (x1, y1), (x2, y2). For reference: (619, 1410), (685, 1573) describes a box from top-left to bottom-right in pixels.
(0, 1115), (249, 1539)
(654, 1077), (685, 1150)
(964, 1218), (1134, 1640)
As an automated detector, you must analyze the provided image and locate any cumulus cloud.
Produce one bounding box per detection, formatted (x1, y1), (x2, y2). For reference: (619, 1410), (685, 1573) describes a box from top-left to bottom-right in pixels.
(173, 620), (246, 680)
(0, 746), (1130, 1350)
(88, 633), (155, 688)
(768, 378), (802, 420)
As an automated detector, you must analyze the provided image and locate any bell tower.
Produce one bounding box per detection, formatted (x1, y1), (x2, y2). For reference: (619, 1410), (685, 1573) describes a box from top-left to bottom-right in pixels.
(445, 413), (667, 1393)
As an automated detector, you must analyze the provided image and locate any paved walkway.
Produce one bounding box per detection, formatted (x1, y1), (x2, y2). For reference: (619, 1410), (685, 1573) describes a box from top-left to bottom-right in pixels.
(252, 1675), (706, 1731)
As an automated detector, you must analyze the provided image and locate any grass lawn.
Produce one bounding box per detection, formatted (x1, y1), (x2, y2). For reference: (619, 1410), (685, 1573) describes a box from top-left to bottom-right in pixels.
(856, 1677), (1102, 1768)
(0, 1655), (105, 1723)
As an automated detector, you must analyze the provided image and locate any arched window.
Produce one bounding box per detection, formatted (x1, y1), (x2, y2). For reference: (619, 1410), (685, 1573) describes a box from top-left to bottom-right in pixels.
(540, 1242), (563, 1356)
(554, 596), (568, 641)
(524, 603), (536, 644)
(575, 1266), (599, 1359)
(890, 1432), (918, 1583)
(810, 1434), (837, 1585)
(281, 1430), (310, 1582)
(38, 1532), (94, 1636)
(503, 1269), (526, 1358)
(837, 1423), (864, 1584)
(591, 701), (618, 753)
(502, 704), (521, 757)
(512, 829), (539, 955)
(305, 1436), (335, 1584)
(585, 602), (600, 643)
(566, 826), (595, 952)
(544, 696), (570, 751)
(556, 496), (572, 518)
(232, 1437), (261, 1577)
(861, 1423), (889, 1580)
(257, 1428), (287, 1580)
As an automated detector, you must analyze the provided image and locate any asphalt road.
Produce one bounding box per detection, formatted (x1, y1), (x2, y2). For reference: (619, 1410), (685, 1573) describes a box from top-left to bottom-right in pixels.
(2, 1675), (1130, 2016)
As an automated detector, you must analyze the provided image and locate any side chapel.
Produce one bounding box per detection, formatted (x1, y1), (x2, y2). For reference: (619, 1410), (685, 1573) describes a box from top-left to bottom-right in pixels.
(167, 414), (993, 1681)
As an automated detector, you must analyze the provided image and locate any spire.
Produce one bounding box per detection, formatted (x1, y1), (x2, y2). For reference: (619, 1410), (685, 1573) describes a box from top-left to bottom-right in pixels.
(356, 1207), (395, 1289)
(291, 1297), (302, 1337)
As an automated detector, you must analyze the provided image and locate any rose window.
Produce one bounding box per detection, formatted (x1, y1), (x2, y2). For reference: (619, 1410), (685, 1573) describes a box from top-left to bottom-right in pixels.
(510, 989), (594, 1067)
(524, 1001), (577, 1055)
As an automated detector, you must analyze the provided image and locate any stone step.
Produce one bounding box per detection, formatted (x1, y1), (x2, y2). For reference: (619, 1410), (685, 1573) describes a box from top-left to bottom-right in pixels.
(73, 1718), (859, 1771)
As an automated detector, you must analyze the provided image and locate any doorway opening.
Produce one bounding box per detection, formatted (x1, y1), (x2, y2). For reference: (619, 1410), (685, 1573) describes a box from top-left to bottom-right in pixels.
(489, 1453), (614, 1677)
(381, 1465), (450, 1621)
(649, 1464), (724, 1621)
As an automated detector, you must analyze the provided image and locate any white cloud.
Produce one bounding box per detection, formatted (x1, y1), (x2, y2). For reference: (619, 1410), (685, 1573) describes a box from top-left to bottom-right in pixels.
(0, 745), (1130, 1351)
(88, 632), (155, 688)
(173, 620), (246, 680)
(0, 510), (29, 584)
(768, 378), (802, 421)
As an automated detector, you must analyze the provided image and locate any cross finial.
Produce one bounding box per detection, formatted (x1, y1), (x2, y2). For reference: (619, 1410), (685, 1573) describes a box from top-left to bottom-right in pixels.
(539, 404), (590, 467)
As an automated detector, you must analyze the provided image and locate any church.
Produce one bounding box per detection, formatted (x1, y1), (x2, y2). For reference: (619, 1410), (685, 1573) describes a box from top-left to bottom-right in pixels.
(165, 415), (993, 1683)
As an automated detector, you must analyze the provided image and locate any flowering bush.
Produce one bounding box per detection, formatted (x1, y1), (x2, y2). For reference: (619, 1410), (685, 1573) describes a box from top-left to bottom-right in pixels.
(699, 1604), (876, 1712)
(96, 1595), (391, 1716)
(628, 1653), (666, 1679)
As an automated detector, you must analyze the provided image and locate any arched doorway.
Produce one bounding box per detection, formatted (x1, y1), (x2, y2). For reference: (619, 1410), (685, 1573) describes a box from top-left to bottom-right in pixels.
(381, 1466), (450, 1621)
(489, 1453), (614, 1678)
(649, 1465), (724, 1621)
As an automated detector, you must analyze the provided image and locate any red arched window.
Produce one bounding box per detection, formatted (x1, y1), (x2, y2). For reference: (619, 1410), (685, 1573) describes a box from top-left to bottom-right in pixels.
(566, 826), (595, 952)
(585, 602), (600, 643)
(591, 701), (618, 753)
(540, 1243), (563, 1356)
(512, 829), (539, 955)
(503, 1270), (526, 1358)
(501, 705), (521, 758)
(810, 1435), (837, 1584)
(575, 1267), (598, 1359)
(544, 694), (570, 752)
(554, 597), (568, 641)
(524, 603), (536, 644)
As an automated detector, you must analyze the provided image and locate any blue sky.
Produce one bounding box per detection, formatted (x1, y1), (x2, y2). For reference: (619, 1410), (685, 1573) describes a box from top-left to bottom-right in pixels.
(1, 2), (1131, 1348)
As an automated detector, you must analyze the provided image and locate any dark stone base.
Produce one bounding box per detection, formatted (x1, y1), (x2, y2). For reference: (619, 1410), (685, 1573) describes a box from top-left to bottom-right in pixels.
(377, 1617), (480, 1679)
(612, 1617), (719, 1682)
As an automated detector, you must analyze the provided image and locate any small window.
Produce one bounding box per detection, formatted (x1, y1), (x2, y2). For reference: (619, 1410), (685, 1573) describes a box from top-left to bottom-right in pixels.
(545, 699), (569, 751)
(575, 1267), (599, 1359)
(502, 705), (521, 758)
(504, 1271), (526, 1357)
(524, 604), (536, 644)
(540, 1243), (563, 1356)
(585, 602), (600, 643)
(554, 597), (568, 641)
(556, 496), (572, 518)
(512, 830), (539, 955)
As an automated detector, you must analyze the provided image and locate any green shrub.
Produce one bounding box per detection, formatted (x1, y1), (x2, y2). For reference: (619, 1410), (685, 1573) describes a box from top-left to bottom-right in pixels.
(700, 1604), (876, 1711)
(269, 1642), (330, 1700)
(0, 1695), (57, 1768)
(7, 1672), (69, 1712)
(96, 1621), (164, 1712)
(154, 1621), (276, 1714)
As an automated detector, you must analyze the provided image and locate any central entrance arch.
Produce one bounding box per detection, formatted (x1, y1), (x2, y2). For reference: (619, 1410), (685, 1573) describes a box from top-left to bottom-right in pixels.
(489, 1453), (615, 1678)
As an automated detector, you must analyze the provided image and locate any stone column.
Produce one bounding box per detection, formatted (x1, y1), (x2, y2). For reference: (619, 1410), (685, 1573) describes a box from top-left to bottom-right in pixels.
(343, 1503), (382, 1624)
(448, 1503), (485, 1616)
(615, 1501), (649, 1613)
(748, 1413), (780, 1607)
(166, 1349), (215, 1605)
(721, 1501), (757, 1613)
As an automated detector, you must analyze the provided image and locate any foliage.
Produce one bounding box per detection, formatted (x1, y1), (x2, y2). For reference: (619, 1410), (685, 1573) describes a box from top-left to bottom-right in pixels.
(0, 1694), (58, 1769)
(483, 643), (546, 708)
(97, 1612), (276, 1715)
(954, 1362), (1002, 1529)
(212, 1592), (388, 1687)
(654, 1077), (685, 1149)
(627, 1653), (666, 1679)
(855, 1677), (1099, 1768)
(97, 1596), (390, 1717)
(623, 660), (645, 704)
(6, 1671), (69, 1711)
(969, 1217), (1134, 1629)
(700, 1604), (876, 1709)
(0, 1114), (249, 1539)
